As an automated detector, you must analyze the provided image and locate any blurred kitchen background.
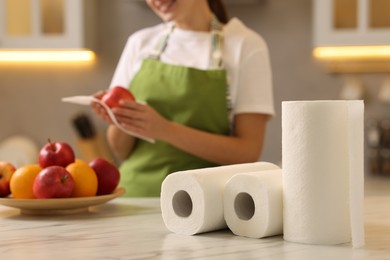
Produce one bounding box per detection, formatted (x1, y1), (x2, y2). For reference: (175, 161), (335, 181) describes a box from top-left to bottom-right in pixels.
(0, 0), (389, 179)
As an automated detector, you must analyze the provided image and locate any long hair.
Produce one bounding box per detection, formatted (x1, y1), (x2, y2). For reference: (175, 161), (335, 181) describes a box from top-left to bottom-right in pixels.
(208, 0), (229, 24)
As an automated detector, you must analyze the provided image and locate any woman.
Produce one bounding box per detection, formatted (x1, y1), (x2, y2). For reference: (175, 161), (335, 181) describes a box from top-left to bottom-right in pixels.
(92, 0), (274, 197)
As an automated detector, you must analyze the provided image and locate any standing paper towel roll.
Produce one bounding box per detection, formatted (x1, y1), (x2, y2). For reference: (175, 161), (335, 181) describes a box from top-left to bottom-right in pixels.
(282, 100), (365, 247)
(223, 169), (283, 239)
(161, 162), (280, 235)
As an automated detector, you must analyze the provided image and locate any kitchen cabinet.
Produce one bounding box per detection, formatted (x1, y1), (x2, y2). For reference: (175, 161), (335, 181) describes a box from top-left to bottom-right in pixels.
(313, 0), (390, 72)
(0, 0), (95, 49)
(313, 0), (390, 47)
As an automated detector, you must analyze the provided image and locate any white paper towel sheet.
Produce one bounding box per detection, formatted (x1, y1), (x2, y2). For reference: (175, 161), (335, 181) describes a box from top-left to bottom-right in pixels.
(282, 100), (365, 248)
(223, 169), (283, 239)
(160, 162), (280, 235)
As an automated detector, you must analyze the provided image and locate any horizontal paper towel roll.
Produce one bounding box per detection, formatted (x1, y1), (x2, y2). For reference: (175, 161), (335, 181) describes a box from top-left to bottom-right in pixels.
(224, 169), (283, 239)
(161, 162), (280, 235)
(282, 100), (365, 247)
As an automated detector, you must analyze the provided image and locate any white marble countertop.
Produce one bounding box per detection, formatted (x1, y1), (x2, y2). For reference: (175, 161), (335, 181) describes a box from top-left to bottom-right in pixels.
(1, 183), (390, 259)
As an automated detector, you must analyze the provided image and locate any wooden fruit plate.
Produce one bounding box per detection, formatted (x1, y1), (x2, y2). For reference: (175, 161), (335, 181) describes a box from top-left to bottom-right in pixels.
(0, 187), (125, 215)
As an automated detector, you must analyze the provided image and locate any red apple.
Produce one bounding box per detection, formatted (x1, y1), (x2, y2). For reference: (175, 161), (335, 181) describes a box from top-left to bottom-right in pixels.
(38, 140), (75, 168)
(89, 158), (120, 195)
(33, 166), (75, 198)
(101, 86), (135, 109)
(0, 161), (16, 197)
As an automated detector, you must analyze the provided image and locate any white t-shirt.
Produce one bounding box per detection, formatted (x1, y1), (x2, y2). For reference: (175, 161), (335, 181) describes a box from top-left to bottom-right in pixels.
(110, 18), (275, 117)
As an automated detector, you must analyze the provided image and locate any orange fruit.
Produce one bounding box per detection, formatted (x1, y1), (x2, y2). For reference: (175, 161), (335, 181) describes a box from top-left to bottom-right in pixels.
(66, 159), (98, 197)
(10, 164), (42, 199)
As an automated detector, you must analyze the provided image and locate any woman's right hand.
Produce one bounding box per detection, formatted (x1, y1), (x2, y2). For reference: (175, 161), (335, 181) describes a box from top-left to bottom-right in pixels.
(91, 90), (113, 124)
(91, 90), (136, 160)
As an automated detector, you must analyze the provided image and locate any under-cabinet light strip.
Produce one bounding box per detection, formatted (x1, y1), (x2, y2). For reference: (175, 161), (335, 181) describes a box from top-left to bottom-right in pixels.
(0, 50), (95, 62)
(313, 46), (390, 61)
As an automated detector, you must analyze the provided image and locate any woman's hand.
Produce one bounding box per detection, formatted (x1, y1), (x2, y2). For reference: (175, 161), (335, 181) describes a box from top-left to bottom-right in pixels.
(90, 91), (113, 124)
(93, 92), (268, 165)
(90, 91), (137, 160)
(112, 100), (171, 141)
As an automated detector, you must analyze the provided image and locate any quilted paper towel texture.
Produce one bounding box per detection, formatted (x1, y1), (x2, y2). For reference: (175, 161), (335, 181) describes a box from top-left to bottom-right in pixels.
(282, 100), (365, 248)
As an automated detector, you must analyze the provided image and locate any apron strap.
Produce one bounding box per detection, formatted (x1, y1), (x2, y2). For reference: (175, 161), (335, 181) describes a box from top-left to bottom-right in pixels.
(148, 16), (224, 69)
(209, 17), (224, 69)
(149, 23), (175, 60)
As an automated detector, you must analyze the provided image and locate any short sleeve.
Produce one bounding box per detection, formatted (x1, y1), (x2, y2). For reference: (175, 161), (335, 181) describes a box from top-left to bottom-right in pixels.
(109, 36), (137, 89)
(234, 46), (275, 116)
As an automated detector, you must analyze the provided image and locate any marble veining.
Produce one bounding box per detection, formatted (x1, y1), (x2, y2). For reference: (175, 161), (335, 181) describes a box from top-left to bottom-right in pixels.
(1, 192), (390, 259)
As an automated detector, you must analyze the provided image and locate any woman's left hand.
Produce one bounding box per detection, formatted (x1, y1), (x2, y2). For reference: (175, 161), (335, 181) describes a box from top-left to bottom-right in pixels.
(112, 100), (171, 140)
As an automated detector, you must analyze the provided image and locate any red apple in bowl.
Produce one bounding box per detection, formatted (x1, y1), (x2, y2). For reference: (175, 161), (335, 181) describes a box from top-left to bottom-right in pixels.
(0, 161), (16, 197)
(33, 166), (75, 198)
(89, 158), (120, 195)
(101, 86), (135, 109)
(38, 140), (75, 168)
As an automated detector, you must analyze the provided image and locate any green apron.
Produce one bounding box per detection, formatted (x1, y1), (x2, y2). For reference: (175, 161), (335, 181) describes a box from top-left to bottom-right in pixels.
(119, 19), (230, 197)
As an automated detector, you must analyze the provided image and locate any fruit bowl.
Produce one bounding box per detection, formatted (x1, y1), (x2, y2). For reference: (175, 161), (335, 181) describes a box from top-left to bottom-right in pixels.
(0, 187), (125, 215)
